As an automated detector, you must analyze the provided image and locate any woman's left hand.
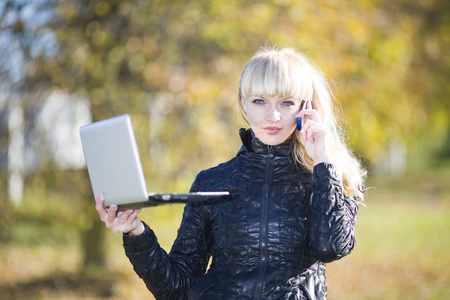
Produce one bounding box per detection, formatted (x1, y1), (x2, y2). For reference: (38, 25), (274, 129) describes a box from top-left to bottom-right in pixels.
(296, 101), (331, 165)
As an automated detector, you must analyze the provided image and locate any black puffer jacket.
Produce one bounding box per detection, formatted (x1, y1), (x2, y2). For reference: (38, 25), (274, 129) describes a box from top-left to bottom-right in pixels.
(123, 129), (358, 300)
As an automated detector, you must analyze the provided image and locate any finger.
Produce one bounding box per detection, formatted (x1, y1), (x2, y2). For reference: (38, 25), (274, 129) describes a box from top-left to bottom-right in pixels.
(107, 210), (125, 232)
(96, 193), (107, 221)
(295, 110), (306, 118)
(301, 114), (325, 138)
(295, 110), (312, 125)
(303, 119), (327, 134)
(300, 118), (313, 138)
(105, 204), (118, 224)
(303, 109), (320, 124)
(303, 127), (315, 144)
(304, 124), (327, 145)
(96, 193), (104, 209)
(119, 209), (134, 223)
(300, 118), (310, 142)
(122, 209), (141, 231)
(113, 209), (136, 227)
(295, 100), (310, 118)
(115, 209), (139, 233)
(296, 101), (320, 123)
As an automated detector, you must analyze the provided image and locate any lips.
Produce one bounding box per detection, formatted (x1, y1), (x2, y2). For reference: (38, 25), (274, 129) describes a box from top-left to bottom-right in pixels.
(263, 127), (282, 135)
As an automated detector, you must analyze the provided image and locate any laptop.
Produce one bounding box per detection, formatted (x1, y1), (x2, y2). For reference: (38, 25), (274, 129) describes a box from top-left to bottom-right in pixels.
(79, 114), (229, 210)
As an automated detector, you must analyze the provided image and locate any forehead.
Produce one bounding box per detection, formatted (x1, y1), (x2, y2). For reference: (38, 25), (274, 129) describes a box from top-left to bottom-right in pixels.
(240, 54), (313, 101)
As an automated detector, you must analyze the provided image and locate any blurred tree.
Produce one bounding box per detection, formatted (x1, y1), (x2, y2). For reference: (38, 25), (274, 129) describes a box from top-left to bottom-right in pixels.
(396, 0), (450, 160)
(0, 0), (448, 277)
(0, 0), (59, 241)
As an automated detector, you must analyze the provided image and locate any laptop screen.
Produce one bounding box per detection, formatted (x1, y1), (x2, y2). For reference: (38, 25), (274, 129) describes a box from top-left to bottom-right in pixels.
(80, 114), (149, 207)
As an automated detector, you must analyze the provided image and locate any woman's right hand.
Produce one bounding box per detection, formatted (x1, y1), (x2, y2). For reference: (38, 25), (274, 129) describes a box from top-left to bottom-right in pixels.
(95, 193), (145, 236)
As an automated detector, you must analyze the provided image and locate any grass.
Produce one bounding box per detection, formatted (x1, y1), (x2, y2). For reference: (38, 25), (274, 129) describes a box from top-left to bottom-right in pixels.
(327, 172), (450, 300)
(0, 170), (449, 299)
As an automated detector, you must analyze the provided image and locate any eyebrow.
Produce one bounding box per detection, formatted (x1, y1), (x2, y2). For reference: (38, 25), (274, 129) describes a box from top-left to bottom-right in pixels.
(280, 97), (300, 102)
(249, 95), (297, 101)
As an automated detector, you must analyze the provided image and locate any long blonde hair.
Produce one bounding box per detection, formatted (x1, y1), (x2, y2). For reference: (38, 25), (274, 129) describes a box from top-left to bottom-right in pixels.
(238, 46), (366, 199)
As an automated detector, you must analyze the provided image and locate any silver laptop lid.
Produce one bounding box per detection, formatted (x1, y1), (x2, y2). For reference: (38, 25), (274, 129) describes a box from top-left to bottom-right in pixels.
(80, 114), (149, 207)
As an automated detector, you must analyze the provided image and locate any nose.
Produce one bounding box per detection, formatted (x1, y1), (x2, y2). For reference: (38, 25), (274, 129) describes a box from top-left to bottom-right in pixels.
(266, 108), (281, 122)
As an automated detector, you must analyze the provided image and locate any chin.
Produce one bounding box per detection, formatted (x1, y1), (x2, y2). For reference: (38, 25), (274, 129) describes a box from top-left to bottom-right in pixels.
(260, 137), (288, 146)
(254, 129), (293, 146)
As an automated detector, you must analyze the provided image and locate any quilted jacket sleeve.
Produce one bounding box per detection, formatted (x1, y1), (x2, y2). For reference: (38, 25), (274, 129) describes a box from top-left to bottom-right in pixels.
(308, 162), (359, 263)
(122, 178), (212, 300)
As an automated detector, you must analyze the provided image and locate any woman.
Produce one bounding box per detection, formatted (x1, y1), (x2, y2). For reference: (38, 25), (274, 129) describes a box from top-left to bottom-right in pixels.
(96, 46), (366, 299)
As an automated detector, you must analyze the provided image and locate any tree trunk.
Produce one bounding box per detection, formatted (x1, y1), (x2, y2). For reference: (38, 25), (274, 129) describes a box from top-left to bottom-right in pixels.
(0, 170), (14, 242)
(82, 214), (107, 274)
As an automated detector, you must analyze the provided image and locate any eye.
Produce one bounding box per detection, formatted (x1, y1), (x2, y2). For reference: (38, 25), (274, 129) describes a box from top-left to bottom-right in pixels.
(252, 98), (265, 105)
(282, 100), (295, 107)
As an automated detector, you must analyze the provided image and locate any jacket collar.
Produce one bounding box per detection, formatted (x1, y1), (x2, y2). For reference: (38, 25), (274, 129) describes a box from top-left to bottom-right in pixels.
(237, 128), (293, 157)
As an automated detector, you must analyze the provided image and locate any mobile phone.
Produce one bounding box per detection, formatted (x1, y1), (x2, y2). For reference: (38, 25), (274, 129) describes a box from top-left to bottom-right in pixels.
(297, 117), (302, 131)
(297, 100), (310, 131)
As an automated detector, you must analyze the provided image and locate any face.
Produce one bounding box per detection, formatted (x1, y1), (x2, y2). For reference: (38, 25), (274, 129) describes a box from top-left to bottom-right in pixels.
(241, 95), (301, 146)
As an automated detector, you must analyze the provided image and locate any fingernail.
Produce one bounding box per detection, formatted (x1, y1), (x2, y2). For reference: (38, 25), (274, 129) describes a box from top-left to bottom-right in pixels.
(297, 118), (302, 131)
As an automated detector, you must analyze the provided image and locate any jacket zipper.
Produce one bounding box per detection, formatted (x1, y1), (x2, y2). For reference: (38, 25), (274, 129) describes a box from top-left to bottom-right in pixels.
(254, 146), (274, 299)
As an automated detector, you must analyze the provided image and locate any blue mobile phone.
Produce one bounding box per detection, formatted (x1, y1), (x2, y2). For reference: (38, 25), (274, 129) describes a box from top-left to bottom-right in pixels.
(297, 100), (310, 131)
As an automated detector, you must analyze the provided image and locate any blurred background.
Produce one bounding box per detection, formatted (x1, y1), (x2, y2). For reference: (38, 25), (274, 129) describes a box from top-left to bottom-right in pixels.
(0, 0), (448, 299)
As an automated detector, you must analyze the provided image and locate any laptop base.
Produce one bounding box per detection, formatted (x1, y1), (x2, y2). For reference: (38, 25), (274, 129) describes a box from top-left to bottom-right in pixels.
(109, 192), (230, 210)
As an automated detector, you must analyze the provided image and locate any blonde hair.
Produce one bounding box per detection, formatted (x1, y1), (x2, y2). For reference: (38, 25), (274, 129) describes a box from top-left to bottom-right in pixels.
(238, 46), (366, 200)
